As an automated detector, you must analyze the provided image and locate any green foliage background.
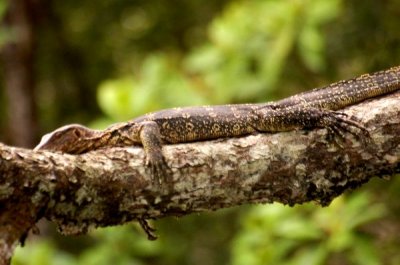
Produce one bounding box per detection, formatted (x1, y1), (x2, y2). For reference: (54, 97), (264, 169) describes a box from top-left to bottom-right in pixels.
(3, 0), (400, 264)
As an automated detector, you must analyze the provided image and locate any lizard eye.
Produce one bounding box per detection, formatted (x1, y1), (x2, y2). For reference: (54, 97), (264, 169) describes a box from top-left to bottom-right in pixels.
(73, 129), (82, 137)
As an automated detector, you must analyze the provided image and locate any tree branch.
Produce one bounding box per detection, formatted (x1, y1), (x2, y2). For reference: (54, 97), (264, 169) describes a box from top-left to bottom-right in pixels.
(1, 92), (400, 263)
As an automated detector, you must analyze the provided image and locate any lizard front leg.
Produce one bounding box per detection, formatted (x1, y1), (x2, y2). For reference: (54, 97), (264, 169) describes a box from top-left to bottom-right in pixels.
(138, 121), (172, 186)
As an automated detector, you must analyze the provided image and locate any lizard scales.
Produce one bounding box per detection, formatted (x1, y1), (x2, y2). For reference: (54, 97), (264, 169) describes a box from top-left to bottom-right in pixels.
(36, 66), (400, 181)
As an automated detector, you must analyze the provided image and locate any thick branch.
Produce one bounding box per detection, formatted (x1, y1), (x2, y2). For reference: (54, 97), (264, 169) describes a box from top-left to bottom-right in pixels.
(1, 92), (400, 263)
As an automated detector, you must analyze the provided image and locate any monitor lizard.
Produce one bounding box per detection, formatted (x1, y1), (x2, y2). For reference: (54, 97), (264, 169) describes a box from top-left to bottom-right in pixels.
(35, 66), (400, 181)
(35, 65), (400, 239)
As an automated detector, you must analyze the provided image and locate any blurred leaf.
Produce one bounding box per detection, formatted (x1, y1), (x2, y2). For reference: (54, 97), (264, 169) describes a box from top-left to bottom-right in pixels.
(12, 241), (57, 265)
(298, 26), (325, 71)
(97, 78), (137, 120)
(76, 226), (162, 265)
(97, 54), (208, 123)
(0, 0), (7, 17)
(183, 0), (342, 103)
(306, 0), (342, 24)
(97, 0), (343, 113)
(232, 191), (387, 265)
(350, 237), (380, 265)
(285, 244), (328, 265)
(0, 1), (12, 49)
(344, 192), (386, 229)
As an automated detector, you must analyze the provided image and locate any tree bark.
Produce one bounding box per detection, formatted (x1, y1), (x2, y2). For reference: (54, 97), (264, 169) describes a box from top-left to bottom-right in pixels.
(1, 92), (400, 264)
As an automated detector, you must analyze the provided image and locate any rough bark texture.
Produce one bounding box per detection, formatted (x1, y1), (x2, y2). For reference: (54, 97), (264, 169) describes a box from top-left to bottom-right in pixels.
(1, 92), (400, 264)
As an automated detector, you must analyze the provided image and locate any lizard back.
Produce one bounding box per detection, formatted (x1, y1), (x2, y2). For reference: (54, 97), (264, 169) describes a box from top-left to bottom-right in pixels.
(132, 104), (263, 143)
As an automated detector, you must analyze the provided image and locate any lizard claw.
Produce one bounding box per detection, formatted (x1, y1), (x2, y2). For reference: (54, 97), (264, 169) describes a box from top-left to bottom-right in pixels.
(145, 152), (173, 188)
(322, 111), (371, 146)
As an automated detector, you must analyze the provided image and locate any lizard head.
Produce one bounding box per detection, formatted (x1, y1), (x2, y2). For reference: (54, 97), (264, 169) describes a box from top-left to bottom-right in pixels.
(34, 124), (94, 154)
